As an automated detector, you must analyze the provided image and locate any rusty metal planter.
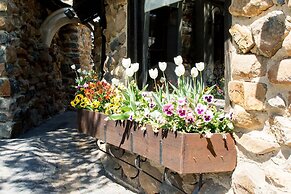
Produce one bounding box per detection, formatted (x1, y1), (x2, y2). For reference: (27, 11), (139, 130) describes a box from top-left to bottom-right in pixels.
(78, 110), (237, 174)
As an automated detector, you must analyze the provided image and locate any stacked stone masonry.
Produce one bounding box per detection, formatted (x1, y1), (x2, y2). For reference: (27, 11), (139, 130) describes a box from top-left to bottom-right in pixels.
(0, 0), (290, 193)
(229, 0), (291, 193)
(0, 0), (93, 138)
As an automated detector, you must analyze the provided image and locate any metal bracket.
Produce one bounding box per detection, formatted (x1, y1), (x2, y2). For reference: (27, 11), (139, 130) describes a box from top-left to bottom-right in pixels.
(192, 174), (204, 194)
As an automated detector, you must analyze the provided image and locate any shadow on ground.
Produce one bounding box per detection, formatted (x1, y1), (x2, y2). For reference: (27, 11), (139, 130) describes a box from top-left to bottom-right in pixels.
(0, 111), (134, 194)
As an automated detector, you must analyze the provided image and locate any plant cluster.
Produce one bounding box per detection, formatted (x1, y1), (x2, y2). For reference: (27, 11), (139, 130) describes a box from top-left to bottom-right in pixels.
(70, 65), (122, 114)
(71, 57), (234, 136)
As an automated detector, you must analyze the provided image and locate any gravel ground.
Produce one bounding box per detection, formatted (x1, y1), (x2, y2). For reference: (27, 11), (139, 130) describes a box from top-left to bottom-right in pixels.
(0, 111), (135, 194)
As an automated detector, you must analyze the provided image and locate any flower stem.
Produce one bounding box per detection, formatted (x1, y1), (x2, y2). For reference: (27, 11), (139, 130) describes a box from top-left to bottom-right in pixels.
(154, 79), (158, 93)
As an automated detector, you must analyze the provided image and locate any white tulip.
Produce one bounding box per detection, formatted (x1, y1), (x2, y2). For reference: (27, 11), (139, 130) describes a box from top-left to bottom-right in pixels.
(77, 69), (81, 73)
(122, 58), (131, 69)
(174, 64), (185, 77)
(71, 64), (76, 70)
(111, 78), (120, 86)
(174, 56), (183, 66)
(196, 62), (205, 71)
(149, 68), (158, 79)
(158, 62), (167, 72)
(131, 63), (139, 72)
(126, 67), (134, 77)
(191, 67), (198, 78)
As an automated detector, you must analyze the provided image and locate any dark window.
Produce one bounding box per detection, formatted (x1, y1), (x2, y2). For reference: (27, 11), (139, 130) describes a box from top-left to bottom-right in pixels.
(128, 0), (231, 98)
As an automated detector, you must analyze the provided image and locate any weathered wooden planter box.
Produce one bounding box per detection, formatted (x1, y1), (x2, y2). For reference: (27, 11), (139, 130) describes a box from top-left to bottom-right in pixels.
(78, 110), (237, 174)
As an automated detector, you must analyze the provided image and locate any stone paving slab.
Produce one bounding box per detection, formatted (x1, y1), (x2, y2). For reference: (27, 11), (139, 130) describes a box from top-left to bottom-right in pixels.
(0, 111), (135, 194)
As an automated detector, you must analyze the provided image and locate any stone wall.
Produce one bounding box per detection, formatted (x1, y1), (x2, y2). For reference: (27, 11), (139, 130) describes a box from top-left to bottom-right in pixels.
(1, 0), (290, 193)
(102, 0), (127, 82)
(228, 0), (291, 193)
(0, 0), (93, 138)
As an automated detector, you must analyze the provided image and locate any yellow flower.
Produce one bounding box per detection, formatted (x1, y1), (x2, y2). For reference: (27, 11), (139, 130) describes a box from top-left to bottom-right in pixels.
(80, 97), (89, 108)
(70, 100), (77, 107)
(74, 94), (84, 104)
(111, 97), (120, 104)
(104, 103), (113, 114)
(111, 105), (120, 113)
(92, 101), (100, 109)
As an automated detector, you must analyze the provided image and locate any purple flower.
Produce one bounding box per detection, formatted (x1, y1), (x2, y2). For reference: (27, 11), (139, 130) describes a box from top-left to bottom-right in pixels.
(195, 103), (206, 115)
(129, 114), (133, 121)
(186, 112), (194, 123)
(142, 92), (148, 97)
(177, 97), (187, 106)
(225, 112), (233, 120)
(203, 95), (214, 103)
(163, 103), (174, 116)
(203, 110), (214, 122)
(178, 108), (187, 118)
(149, 102), (156, 109)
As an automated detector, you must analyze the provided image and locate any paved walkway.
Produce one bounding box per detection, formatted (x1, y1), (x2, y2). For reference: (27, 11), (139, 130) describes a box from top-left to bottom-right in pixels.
(0, 111), (135, 194)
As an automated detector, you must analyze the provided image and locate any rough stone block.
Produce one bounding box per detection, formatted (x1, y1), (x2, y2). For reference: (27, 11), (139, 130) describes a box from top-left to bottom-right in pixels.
(6, 46), (17, 63)
(282, 31), (291, 56)
(235, 131), (280, 154)
(272, 0), (285, 5)
(232, 105), (267, 130)
(139, 161), (162, 194)
(267, 94), (286, 114)
(229, 0), (274, 17)
(181, 174), (196, 194)
(0, 78), (10, 97)
(198, 179), (228, 194)
(119, 152), (139, 178)
(232, 54), (267, 80)
(251, 11), (286, 58)
(0, 30), (9, 44)
(0, 2), (7, 12)
(160, 182), (182, 194)
(0, 45), (6, 63)
(284, 157), (291, 172)
(0, 63), (6, 76)
(0, 97), (12, 110)
(0, 121), (13, 138)
(265, 165), (291, 192)
(270, 116), (291, 146)
(115, 10), (126, 33)
(232, 162), (266, 194)
(229, 81), (267, 111)
(269, 59), (291, 84)
(228, 81), (244, 105)
(229, 24), (254, 53)
(0, 17), (5, 30)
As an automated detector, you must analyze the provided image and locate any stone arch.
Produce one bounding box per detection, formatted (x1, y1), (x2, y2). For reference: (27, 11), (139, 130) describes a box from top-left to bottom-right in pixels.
(40, 7), (92, 48)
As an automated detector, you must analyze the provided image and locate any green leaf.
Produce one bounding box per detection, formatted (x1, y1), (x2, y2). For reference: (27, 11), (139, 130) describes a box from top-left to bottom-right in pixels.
(152, 93), (163, 110)
(109, 113), (130, 120)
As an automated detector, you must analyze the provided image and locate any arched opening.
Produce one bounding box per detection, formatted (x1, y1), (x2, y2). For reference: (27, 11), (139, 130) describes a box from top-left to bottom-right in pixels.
(48, 23), (94, 110)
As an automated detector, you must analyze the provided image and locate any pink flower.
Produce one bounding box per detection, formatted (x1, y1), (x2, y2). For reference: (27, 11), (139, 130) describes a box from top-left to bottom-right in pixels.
(203, 110), (214, 122)
(203, 95), (214, 103)
(186, 112), (195, 123)
(83, 83), (89, 88)
(178, 108), (187, 118)
(163, 103), (174, 116)
(177, 97), (187, 106)
(195, 103), (206, 115)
